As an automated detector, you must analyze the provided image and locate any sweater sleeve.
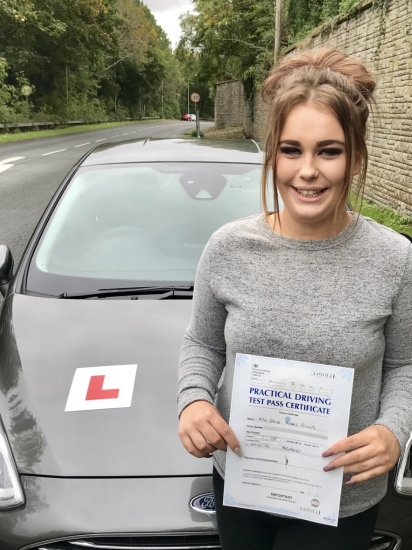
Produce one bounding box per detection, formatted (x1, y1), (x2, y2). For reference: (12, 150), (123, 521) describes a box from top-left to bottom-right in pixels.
(375, 244), (412, 451)
(177, 236), (228, 417)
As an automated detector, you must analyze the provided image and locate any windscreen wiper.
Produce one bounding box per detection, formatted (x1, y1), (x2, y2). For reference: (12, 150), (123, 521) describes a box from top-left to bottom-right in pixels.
(59, 285), (194, 299)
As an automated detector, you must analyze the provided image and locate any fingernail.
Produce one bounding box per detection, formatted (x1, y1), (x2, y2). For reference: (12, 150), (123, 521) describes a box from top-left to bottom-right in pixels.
(234, 447), (243, 457)
(346, 479), (356, 485)
(322, 450), (333, 458)
(323, 464), (336, 472)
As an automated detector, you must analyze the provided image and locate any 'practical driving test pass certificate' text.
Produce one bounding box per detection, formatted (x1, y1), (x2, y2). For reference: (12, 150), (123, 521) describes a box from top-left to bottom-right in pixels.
(223, 354), (354, 526)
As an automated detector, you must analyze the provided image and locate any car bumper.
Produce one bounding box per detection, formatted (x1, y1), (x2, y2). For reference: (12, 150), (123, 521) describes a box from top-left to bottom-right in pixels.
(1, 473), (409, 550)
(0, 475), (218, 550)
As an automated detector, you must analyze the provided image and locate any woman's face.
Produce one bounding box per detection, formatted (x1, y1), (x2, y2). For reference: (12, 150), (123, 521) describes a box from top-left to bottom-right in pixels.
(276, 102), (357, 235)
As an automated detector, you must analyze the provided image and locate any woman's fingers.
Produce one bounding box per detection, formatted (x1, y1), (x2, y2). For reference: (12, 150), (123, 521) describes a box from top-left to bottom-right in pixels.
(324, 446), (376, 470)
(322, 425), (400, 483)
(346, 465), (388, 484)
(179, 433), (212, 458)
(210, 414), (242, 454)
(342, 456), (381, 474)
(178, 400), (242, 458)
(190, 430), (218, 455)
(322, 431), (371, 458)
(200, 424), (229, 452)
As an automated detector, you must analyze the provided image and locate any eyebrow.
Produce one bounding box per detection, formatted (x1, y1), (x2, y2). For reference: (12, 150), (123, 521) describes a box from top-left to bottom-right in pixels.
(279, 139), (345, 147)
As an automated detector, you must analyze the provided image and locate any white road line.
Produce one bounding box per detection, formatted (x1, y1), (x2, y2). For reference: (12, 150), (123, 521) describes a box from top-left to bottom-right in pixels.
(95, 138), (106, 142)
(42, 149), (67, 156)
(130, 131), (137, 134)
(0, 156), (25, 174)
(0, 156), (25, 164)
(110, 135), (119, 138)
(121, 133), (130, 135)
(75, 143), (90, 148)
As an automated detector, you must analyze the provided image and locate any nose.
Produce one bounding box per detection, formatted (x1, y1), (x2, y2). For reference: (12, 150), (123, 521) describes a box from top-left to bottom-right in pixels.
(298, 154), (318, 180)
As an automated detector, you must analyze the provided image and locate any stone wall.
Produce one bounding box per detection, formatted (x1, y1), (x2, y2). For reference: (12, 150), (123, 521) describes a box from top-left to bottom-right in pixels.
(215, 0), (412, 214)
(214, 80), (253, 134)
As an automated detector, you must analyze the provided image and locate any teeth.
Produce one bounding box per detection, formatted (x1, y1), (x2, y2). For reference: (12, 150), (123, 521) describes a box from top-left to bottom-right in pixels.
(297, 189), (322, 196)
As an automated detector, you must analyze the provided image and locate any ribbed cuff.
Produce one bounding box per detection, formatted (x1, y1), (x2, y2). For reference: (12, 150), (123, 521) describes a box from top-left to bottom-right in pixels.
(177, 388), (215, 418)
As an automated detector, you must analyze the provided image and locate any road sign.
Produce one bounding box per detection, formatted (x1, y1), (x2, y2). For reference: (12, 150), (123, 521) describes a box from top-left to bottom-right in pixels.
(190, 92), (201, 103)
(21, 85), (32, 96)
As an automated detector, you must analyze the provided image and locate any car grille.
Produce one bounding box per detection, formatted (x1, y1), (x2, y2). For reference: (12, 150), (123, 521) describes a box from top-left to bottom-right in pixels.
(30, 530), (401, 550)
(35, 534), (222, 550)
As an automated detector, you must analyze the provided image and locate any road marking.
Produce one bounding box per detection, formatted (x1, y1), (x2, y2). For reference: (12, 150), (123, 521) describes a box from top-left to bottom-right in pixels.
(0, 157), (25, 164)
(43, 149), (67, 156)
(95, 138), (106, 142)
(110, 135), (119, 138)
(75, 143), (90, 148)
(130, 131), (137, 133)
(121, 133), (130, 135)
(0, 156), (25, 174)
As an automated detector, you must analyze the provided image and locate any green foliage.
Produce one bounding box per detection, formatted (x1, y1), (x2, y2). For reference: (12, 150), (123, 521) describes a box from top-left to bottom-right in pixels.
(178, 0), (275, 96)
(0, 0), (183, 123)
(339, 0), (362, 13)
(178, 0), (371, 101)
(190, 129), (204, 138)
(350, 193), (412, 239)
(175, 42), (214, 119)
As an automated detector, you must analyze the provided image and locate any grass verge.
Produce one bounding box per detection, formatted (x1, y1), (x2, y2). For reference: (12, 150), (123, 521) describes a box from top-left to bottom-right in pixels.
(182, 125), (246, 141)
(202, 126), (246, 140)
(0, 119), (166, 145)
(351, 193), (412, 238)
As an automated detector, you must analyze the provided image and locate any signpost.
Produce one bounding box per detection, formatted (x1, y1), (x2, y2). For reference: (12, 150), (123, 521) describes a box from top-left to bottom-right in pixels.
(21, 85), (32, 117)
(274, 0), (282, 62)
(190, 92), (201, 138)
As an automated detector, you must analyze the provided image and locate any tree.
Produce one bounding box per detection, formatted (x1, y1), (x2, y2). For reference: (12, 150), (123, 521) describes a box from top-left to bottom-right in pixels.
(0, 0), (182, 122)
(178, 0), (275, 93)
(178, 0), (361, 100)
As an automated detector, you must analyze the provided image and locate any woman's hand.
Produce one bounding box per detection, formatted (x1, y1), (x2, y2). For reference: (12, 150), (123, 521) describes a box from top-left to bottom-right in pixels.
(322, 424), (400, 484)
(178, 400), (242, 458)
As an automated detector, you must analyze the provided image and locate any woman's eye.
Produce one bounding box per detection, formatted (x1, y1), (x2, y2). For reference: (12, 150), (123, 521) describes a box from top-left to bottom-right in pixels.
(280, 147), (300, 156)
(319, 148), (343, 157)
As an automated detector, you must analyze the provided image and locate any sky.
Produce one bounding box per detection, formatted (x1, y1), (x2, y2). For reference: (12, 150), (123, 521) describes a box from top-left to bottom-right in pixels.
(143, 0), (194, 48)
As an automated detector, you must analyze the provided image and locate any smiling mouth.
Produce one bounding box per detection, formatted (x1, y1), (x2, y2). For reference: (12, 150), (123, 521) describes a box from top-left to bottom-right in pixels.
(293, 187), (327, 197)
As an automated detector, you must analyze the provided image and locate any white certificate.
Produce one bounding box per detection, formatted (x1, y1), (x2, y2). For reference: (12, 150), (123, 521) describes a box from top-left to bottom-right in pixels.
(223, 354), (354, 526)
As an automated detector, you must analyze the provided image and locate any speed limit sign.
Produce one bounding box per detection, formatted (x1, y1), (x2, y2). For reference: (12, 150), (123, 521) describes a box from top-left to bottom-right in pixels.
(21, 85), (32, 96)
(190, 92), (201, 103)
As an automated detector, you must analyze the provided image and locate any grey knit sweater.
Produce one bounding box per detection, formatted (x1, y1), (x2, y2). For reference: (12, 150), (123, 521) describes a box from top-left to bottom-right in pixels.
(177, 213), (412, 518)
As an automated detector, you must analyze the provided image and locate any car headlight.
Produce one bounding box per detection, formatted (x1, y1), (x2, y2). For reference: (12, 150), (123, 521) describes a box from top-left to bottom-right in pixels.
(0, 418), (24, 509)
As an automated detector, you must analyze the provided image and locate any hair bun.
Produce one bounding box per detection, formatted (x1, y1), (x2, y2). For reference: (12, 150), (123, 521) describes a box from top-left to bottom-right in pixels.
(262, 48), (375, 103)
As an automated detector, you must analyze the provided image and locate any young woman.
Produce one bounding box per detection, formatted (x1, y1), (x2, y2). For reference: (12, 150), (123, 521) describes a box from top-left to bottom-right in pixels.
(177, 49), (412, 549)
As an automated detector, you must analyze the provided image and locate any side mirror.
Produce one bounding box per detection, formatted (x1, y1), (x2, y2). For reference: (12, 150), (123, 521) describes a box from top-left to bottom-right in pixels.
(0, 245), (13, 297)
(394, 432), (412, 499)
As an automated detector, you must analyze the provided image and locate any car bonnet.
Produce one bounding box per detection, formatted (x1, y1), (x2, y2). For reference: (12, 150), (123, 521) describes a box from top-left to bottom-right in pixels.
(0, 293), (213, 477)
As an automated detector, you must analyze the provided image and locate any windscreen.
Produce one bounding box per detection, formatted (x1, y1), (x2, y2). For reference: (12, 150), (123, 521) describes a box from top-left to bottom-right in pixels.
(27, 162), (276, 296)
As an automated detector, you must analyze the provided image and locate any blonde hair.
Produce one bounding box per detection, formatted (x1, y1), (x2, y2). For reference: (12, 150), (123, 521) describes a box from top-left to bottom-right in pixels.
(261, 48), (376, 223)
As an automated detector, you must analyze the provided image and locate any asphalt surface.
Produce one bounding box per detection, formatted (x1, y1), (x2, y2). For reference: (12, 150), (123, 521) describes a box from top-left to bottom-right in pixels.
(0, 120), (211, 268)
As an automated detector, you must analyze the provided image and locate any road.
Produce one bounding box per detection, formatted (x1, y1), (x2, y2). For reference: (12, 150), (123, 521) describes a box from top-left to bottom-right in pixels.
(0, 120), (211, 268)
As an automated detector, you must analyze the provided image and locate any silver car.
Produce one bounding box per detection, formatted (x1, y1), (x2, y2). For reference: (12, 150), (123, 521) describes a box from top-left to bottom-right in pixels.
(0, 138), (411, 549)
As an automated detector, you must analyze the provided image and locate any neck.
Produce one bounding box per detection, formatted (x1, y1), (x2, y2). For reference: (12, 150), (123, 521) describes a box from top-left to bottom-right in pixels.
(270, 210), (353, 240)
